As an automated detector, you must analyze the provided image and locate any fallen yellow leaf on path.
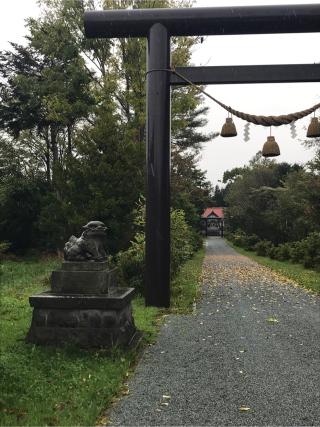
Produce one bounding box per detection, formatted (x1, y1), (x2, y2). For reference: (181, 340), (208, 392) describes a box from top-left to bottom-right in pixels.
(239, 406), (251, 412)
(267, 317), (279, 323)
(122, 386), (129, 396)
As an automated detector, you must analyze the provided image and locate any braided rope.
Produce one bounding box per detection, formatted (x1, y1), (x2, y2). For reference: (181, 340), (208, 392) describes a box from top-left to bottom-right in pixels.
(168, 68), (320, 127)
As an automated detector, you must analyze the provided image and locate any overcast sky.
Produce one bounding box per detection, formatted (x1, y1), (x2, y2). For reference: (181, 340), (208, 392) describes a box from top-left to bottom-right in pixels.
(0, 0), (319, 185)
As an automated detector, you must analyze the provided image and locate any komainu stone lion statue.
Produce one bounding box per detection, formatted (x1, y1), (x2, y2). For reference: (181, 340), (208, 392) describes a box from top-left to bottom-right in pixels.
(64, 221), (107, 262)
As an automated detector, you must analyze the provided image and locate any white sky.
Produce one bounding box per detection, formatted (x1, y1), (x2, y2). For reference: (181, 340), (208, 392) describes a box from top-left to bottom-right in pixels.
(0, 0), (319, 185)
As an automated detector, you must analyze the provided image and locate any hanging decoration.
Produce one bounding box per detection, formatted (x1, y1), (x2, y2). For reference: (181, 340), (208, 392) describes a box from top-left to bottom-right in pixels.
(290, 122), (297, 139)
(306, 114), (320, 138)
(262, 128), (280, 157)
(243, 122), (250, 142)
(262, 136), (280, 157)
(220, 115), (237, 137)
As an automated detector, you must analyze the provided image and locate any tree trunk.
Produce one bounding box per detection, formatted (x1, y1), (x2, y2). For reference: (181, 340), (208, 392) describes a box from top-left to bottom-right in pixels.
(50, 125), (62, 200)
(67, 124), (72, 157)
(44, 128), (51, 183)
(51, 126), (59, 167)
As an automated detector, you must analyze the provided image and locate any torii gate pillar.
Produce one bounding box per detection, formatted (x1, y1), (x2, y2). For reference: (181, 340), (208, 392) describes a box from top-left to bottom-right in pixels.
(146, 24), (171, 307)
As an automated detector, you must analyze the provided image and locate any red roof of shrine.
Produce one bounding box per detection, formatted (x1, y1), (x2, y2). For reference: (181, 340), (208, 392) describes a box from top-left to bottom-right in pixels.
(201, 207), (224, 219)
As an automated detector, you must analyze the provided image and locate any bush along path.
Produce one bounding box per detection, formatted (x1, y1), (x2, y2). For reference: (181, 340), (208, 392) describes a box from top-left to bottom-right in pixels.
(108, 237), (320, 426)
(230, 243), (320, 294)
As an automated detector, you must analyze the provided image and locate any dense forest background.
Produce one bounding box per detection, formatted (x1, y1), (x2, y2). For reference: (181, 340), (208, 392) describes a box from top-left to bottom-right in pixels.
(0, 0), (214, 255)
(224, 152), (320, 244)
(223, 146), (320, 269)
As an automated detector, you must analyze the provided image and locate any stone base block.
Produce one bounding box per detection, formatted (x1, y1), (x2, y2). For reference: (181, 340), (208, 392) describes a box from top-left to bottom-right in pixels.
(62, 261), (109, 271)
(51, 266), (118, 294)
(26, 288), (137, 348)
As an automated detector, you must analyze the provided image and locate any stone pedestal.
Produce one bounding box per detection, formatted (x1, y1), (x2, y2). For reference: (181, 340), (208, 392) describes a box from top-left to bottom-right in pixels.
(51, 261), (117, 294)
(26, 262), (137, 348)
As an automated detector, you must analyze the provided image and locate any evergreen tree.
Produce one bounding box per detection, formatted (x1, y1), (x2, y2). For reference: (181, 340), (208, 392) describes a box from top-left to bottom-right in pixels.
(0, 0), (214, 252)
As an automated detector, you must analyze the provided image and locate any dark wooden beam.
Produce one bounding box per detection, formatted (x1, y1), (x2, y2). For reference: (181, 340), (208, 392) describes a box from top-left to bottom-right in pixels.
(84, 4), (320, 38)
(170, 64), (320, 86)
(145, 24), (171, 308)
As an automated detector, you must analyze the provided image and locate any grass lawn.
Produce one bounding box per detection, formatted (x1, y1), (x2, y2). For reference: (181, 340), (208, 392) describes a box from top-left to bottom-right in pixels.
(0, 249), (204, 426)
(230, 243), (320, 294)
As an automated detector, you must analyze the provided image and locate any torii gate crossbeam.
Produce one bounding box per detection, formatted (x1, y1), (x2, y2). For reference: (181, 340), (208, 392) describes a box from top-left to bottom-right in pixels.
(84, 4), (320, 308)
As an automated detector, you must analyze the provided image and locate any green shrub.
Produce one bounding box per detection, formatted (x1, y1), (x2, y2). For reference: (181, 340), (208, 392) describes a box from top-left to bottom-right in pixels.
(289, 241), (305, 263)
(0, 241), (10, 258)
(268, 245), (278, 259)
(302, 233), (320, 268)
(189, 228), (204, 252)
(0, 177), (44, 253)
(117, 232), (145, 293)
(273, 243), (291, 261)
(233, 230), (320, 272)
(117, 201), (201, 295)
(303, 256), (314, 269)
(230, 230), (259, 250)
(0, 241), (11, 276)
(116, 198), (145, 293)
(313, 256), (320, 272)
(170, 209), (195, 275)
(253, 232), (320, 271)
(291, 232), (320, 269)
(254, 240), (273, 257)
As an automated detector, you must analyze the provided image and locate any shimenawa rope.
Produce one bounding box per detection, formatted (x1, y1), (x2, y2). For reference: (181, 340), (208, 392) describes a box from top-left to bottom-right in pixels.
(146, 67), (320, 127)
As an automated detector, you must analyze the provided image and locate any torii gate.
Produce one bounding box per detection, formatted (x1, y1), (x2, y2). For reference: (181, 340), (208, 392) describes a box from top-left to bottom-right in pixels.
(84, 4), (320, 308)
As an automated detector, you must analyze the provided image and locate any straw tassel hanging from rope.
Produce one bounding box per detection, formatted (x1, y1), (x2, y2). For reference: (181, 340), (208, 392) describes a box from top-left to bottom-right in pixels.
(307, 114), (320, 138)
(220, 115), (237, 137)
(262, 128), (280, 157)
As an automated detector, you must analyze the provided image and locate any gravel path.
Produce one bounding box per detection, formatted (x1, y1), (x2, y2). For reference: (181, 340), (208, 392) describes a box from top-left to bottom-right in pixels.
(109, 238), (320, 426)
